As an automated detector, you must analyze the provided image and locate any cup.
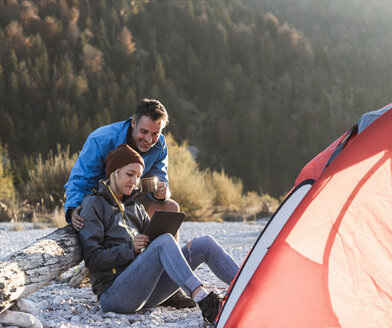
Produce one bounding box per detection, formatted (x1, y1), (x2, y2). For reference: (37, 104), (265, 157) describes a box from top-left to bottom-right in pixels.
(140, 177), (158, 193)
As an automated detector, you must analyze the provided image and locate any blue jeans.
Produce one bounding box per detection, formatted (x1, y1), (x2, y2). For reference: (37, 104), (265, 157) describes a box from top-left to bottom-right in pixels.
(99, 233), (239, 313)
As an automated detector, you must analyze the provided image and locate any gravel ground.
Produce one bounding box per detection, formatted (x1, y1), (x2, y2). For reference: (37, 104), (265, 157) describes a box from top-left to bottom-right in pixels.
(0, 220), (267, 327)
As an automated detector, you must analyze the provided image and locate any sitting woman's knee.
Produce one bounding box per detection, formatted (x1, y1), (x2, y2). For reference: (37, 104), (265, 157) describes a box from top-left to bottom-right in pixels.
(154, 232), (176, 246)
(198, 235), (216, 246)
(186, 239), (194, 250)
(189, 235), (218, 250)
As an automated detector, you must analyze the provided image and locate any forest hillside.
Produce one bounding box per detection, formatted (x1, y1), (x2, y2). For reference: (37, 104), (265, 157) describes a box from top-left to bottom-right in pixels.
(0, 0), (390, 203)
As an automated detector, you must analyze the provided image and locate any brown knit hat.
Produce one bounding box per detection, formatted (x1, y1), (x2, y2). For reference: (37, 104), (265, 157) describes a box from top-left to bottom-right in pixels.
(105, 144), (145, 177)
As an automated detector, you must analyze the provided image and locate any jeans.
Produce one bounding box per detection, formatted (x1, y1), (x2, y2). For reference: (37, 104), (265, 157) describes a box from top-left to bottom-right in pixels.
(99, 233), (239, 313)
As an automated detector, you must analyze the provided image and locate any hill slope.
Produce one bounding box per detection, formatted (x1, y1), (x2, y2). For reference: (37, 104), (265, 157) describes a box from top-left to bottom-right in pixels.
(0, 0), (387, 196)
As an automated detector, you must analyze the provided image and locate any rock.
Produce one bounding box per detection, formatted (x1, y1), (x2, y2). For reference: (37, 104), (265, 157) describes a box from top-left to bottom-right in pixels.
(164, 314), (178, 323)
(0, 310), (43, 328)
(37, 299), (50, 309)
(63, 313), (72, 320)
(184, 319), (200, 327)
(117, 316), (130, 326)
(150, 307), (161, 315)
(130, 321), (142, 327)
(52, 296), (63, 304)
(102, 311), (116, 318)
(130, 313), (145, 321)
(149, 313), (161, 322)
(70, 315), (80, 322)
(163, 324), (180, 328)
(90, 313), (101, 321)
(79, 288), (93, 298)
(11, 299), (39, 316)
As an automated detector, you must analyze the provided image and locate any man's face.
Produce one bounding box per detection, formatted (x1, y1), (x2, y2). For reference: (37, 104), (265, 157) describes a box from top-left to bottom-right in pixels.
(131, 116), (165, 153)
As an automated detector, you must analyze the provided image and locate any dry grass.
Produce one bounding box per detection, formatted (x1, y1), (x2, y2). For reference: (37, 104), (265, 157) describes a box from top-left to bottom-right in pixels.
(167, 134), (215, 221)
(6, 137), (279, 224)
(49, 207), (68, 228)
(211, 170), (243, 211)
(167, 134), (279, 221)
(22, 144), (78, 212)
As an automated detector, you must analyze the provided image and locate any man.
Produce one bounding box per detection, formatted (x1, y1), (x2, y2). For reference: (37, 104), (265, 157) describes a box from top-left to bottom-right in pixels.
(64, 98), (195, 308)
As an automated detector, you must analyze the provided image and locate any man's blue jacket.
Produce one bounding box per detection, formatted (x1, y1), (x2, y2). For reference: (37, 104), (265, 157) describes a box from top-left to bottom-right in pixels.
(64, 117), (169, 222)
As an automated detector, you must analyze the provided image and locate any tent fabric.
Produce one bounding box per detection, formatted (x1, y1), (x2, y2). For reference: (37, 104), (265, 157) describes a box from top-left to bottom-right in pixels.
(293, 132), (348, 187)
(294, 102), (392, 187)
(216, 104), (392, 327)
(357, 102), (392, 134)
(216, 181), (313, 327)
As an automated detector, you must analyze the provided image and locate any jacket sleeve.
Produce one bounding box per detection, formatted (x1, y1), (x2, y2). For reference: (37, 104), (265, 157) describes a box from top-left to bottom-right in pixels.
(64, 136), (105, 222)
(146, 137), (170, 201)
(79, 197), (136, 271)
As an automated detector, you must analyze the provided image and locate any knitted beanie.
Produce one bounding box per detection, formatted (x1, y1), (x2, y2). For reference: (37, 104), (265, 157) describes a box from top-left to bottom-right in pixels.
(105, 144), (145, 177)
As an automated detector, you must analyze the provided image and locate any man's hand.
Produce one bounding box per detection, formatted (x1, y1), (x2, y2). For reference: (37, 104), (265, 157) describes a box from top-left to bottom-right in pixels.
(153, 180), (168, 200)
(71, 206), (84, 231)
(133, 234), (150, 254)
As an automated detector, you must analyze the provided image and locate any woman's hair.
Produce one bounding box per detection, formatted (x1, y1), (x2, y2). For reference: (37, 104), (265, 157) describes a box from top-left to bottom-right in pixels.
(109, 169), (119, 193)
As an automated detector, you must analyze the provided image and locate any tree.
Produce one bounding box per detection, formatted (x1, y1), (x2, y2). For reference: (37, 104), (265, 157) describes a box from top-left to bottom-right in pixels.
(116, 26), (135, 56)
(82, 44), (104, 74)
(154, 53), (165, 82)
(0, 111), (15, 144)
(5, 21), (31, 58)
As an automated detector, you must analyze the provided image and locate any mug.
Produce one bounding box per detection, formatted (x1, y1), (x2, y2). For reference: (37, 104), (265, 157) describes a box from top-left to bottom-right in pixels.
(140, 177), (158, 193)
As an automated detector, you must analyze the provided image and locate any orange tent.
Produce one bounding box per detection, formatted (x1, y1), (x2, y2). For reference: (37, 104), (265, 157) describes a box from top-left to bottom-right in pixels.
(216, 103), (392, 327)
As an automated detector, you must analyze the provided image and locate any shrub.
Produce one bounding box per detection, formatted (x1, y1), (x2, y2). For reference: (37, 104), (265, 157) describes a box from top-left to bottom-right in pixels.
(259, 193), (280, 217)
(241, 191), (279, 220)
(0, 142), (16, 221)
(167, 134), (215, 221)
(21, 144), (78, 212)
(166, 134), (276, 221)
(0, 142), (15, 201)
(211, 170), (243, 210)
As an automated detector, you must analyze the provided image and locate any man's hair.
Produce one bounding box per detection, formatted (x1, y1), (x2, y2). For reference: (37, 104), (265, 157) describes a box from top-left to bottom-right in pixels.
(134, 98), (169, 126)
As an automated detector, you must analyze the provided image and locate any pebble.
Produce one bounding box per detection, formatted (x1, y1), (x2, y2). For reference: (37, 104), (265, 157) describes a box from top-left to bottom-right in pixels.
(70, 315), (80, 322)
(102, 312), (116, 319)
(0, 221), (265, 327)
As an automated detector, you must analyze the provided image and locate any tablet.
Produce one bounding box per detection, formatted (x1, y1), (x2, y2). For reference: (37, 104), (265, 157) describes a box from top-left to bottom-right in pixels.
(144, 210), (186, 240)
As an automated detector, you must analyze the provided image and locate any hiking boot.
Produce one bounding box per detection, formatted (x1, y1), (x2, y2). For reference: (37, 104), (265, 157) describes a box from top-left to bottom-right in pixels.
(160, 289), (196, 309)
(197, 291), (222, 325)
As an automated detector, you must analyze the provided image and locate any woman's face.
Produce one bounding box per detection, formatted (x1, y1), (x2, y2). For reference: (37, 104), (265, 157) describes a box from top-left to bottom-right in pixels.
(114, 162), (143, 196)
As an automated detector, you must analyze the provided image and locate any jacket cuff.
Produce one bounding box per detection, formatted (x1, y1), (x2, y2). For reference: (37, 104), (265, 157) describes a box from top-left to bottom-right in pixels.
(147, 192), (165, 202)
(129, 242), (138, 259)
(147, 188), (171, 202)
(65, 207), (76, 224)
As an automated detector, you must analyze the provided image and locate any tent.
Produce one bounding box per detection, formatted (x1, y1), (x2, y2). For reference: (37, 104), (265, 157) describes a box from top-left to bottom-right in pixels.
(215, 103), (392, 328)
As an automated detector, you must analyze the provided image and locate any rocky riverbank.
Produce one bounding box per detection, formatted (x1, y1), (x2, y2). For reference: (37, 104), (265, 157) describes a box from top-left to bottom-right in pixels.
(0, 221), (266, 327)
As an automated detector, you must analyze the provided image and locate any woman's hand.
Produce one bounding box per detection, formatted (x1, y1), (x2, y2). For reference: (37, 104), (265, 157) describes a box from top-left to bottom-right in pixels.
(133, 234), (150, 254)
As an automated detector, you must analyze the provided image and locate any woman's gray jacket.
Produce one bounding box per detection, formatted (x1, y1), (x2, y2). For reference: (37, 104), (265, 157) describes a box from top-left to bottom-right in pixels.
(79, 181), (150, 298)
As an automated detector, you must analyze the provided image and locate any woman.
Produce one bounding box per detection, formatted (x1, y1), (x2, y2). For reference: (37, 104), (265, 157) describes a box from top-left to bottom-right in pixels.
(79, 144), (240, 324)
